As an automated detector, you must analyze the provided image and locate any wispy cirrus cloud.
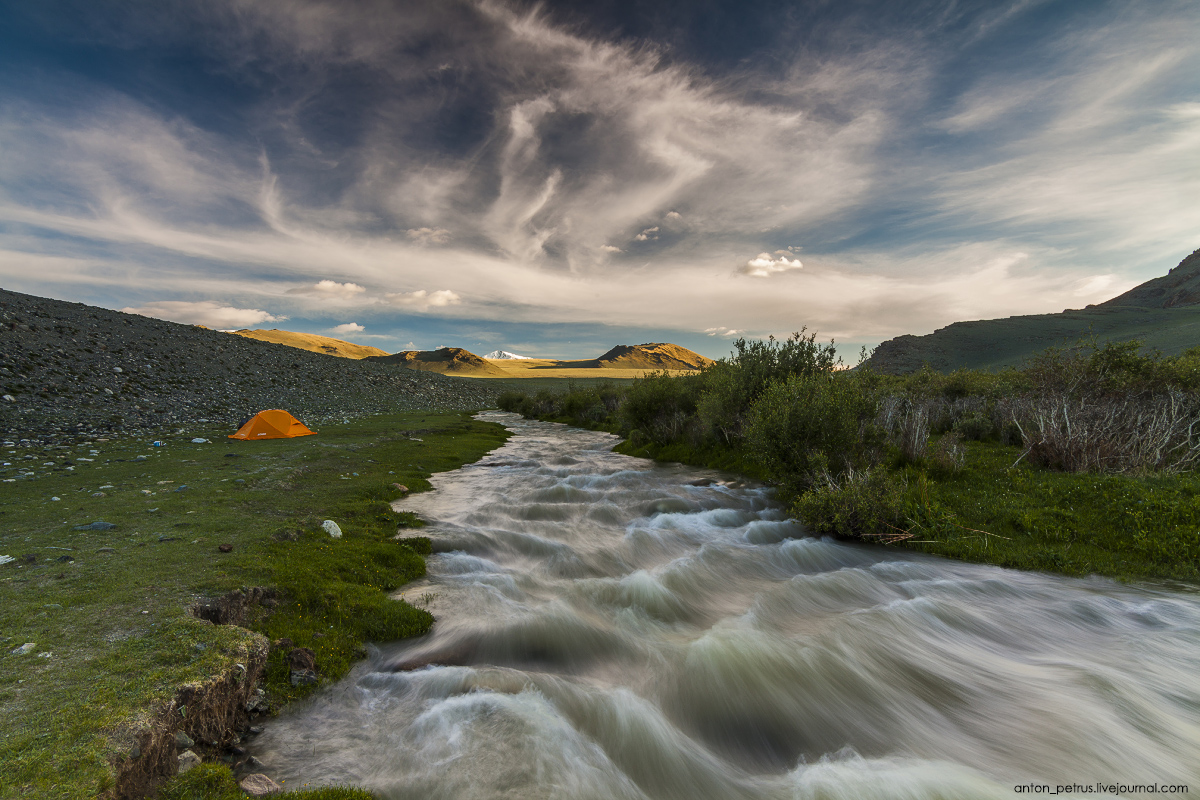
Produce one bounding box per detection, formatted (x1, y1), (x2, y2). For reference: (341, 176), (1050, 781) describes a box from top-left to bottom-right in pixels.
(0, 0), (1195, 359)
(121, 300), (285, 329)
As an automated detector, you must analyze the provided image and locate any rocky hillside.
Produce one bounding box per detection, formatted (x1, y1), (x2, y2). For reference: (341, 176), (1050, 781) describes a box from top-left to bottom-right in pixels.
(596, 343), (714, 370)
(231, 329), (389, 359)
(1099, 247), (1200, 309)
(0, 289), (498, 444)
(366, 348), (511, 377)
(865, 247), (1200, 374)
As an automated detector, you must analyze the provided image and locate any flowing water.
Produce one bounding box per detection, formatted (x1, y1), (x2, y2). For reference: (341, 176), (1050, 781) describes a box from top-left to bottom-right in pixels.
(253, 413), (1200, 798)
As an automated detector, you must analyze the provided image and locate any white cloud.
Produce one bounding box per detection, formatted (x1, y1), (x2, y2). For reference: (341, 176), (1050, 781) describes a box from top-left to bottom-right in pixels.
(330, 322), (364, 333)
(665, 211), (682, 220)
(288, 280), (366, 298)
(599, 245), (622, 253)
(406, 227), (451, 246)
(740, 253), (803, 278)
(384, 289), (461, 309)
(704, 327), (743, 337)
(634, 226), (660, 242)
(121, 300), (285, 329)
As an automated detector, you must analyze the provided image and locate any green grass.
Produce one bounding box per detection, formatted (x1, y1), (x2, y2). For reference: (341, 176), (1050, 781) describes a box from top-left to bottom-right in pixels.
(0, 411), (509, 799)
(157, 763), (372, 799)
(897, 438), (1200, 584)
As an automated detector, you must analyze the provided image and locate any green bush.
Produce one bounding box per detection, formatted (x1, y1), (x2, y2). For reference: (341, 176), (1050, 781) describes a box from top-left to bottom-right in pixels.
(697, 331), (839, 445)
(793, 467), (906, 540)
(745, 372), (881, 497)
(619, 371), (704, 444)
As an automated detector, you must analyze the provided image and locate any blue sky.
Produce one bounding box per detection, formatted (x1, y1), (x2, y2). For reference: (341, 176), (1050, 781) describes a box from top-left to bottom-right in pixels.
(0, 0), (1197, 359)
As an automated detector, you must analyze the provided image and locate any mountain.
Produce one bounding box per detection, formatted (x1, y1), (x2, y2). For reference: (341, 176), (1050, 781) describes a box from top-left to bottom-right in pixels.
(594, 343), (714, 370)
(365, 347), (511, 377)
(483, 350), (531, 360)
(865, 247), (1200, 374)
(232, 329), (389, 359)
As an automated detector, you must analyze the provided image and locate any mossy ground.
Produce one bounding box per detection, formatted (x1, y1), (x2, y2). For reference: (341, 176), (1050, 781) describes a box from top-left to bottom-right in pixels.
(897, 438), (1200, 584)
(0, 411), (509, 799)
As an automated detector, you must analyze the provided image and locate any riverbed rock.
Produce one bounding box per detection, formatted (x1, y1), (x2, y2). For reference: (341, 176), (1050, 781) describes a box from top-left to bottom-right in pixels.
(290, 668), (318, 687)
(288, 647), (316, 672)
(177, 749), (201, 774)
(239, 773), (283, 796)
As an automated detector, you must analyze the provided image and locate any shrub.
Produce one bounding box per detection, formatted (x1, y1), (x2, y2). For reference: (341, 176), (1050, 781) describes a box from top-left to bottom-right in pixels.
(793, 466), (906, 541)
(745, 372), (881, 496)
(877, 396), (931, 463)
(697, 330), (840, 445)
(620, 371), (704, 444)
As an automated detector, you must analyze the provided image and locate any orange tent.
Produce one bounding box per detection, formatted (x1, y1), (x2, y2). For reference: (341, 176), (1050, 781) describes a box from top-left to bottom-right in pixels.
(229, 409), (316, 440)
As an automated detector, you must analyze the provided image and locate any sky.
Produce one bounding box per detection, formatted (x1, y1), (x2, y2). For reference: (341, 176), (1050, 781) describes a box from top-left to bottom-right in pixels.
(0, 0), (1197, 360)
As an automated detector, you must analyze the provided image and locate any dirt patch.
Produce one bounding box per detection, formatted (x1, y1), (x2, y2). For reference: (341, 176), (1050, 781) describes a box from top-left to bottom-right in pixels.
(106, 632), (270, 799)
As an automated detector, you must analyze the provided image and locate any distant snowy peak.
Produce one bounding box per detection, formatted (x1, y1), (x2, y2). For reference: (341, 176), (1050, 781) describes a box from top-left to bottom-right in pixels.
(483, 350), (531, 360)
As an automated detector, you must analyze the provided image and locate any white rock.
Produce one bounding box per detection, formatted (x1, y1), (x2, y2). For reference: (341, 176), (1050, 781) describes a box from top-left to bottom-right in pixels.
(0, 555), (14, 565)
(191, 438), (210, 443)
(177, 749), (202, 774)
(1, 395), (14, 402)
(11, 643), (36, 655)
(322, 520), (342, 538)
(239, 773), (283, 796)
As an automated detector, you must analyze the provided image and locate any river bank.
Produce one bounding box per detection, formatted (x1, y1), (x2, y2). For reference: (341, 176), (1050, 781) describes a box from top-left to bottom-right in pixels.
(0, 411), (509, 799)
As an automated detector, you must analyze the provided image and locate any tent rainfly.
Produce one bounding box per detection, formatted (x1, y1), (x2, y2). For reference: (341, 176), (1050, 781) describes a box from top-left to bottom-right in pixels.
(229, 409), (316, 440)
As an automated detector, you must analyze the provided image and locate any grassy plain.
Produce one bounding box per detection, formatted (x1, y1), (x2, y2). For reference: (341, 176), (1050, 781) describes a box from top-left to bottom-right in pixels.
(478, 359), (699, 380)
(0, 411), (509, 799)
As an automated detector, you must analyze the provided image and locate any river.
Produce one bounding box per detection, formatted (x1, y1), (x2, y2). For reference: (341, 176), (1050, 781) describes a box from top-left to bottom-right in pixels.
(251, 412), (1200, 798)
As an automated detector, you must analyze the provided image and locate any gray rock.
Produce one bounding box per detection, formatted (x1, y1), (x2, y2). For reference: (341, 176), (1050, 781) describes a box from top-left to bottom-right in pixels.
(177, 749), (202, 774)
(96, 547), (116, 553)
(11, 642), (36, 655)
(73, 521), (116, 531)
(239, 773), (283, 796)
(289, 668), (318, 687)
(175, 731), (194, 750)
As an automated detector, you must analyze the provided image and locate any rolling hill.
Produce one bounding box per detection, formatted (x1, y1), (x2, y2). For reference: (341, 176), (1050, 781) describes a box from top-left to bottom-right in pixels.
(594, 342), (714, 371)
(865, 247), (1200, 374)
(232, 329), (389, 359)
(365, 348), (512, 377)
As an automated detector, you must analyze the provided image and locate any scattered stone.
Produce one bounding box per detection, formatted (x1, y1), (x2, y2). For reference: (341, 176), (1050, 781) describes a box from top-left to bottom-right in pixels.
(243, 755), (266, 771)
(246, 688), (270, 713)
(50, 496), (60, 501)
(233, 479), (246, 484)
(157, 536), (181, 543)
(288, 647), (316, 672)
(272, 637), (294, 650)
(174, 485), (189, 492)
(218, 543), (233, 553)
(91, 492), (106, 497)
(177, 749), (202, 774)
(96, 547), (116, 553)
(73, 520), (116, 531)
(175, 731), (194, 750)
(392, 483), (409, 493)
(11, 642), (36, 655)
(290, 668), (318, 687)
(55, 554), (74, 563)
(191, 437), (210, 443)
(129, 745), (140, 759)
(321, 519), (342, 538)
(239, 773), (283, 797)
(43, 603), (62, 609)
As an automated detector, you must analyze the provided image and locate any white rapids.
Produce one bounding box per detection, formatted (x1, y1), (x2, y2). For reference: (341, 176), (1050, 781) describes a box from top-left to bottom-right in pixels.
(250, 412), (1200, 799)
